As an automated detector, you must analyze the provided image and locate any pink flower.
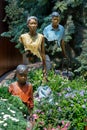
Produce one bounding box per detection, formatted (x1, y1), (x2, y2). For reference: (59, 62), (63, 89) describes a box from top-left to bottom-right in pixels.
(57, 125), (61, 129)
(64, 122), (70, 128)
(57, 121), (70, 130)
(41, 112), (44, 114)
(26, 128), (31, 130)
(33, 114), (39, 119)
(39, 121), (44, 125)
(62, 121), (65, 125)
(61, 120), (70, 128)
(61, 128), (67, 130)
(43, 128), (47, 130)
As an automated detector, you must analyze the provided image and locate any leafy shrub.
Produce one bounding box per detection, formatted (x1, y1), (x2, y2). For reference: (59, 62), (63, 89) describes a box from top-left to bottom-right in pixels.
(0, 69), (87, 129)
(0, 99), (27, 130)
(0, 86), (29, 116)
(28, 69), (87, 129)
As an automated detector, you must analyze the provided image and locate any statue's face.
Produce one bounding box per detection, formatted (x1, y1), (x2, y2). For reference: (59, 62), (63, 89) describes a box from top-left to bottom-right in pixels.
(27, 18), (38, 32)
(16, 71), (27, 85)
(52, 16), (60, 27)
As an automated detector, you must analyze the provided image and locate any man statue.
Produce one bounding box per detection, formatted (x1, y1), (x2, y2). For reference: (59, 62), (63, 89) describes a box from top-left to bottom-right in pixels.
(43, 11), (68, 69)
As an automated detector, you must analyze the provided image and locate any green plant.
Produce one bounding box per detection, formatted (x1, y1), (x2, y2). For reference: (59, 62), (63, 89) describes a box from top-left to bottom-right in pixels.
(1, 0), (87, 72)
(33, 86), (87, 129)
(27, 69), (87, 129)
(0, 99), (27, 130)
(0, 86), (29, 116)
(0, 69), (87, 129)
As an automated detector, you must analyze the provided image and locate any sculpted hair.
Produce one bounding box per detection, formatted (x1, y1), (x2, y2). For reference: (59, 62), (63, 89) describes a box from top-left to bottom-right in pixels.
(51, 11), (60, 18)
(27, 16), (38, 24)
(16, 64), (28, 74)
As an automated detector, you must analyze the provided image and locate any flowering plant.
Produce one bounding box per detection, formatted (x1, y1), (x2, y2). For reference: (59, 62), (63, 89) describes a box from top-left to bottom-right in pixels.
(32, 85), (87, 130)
(0, 99), (27, 130)
(0, 87), (28, 130)
(29, 69), (87, 130)
(0, 69), (87, 130)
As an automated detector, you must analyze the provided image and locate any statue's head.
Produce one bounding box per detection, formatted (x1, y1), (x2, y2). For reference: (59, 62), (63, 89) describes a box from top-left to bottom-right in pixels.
(16, 64), (28, 74)
(27, 16), (38, 25)
(51, 11), (60, 18)
(16, 65), (28, 84)
(51, 11), (60, 27)
(27, 16), (38, 31)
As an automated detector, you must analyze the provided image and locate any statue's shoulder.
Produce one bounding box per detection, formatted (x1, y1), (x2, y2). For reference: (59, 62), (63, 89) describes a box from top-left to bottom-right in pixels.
(44, 24), (51, 30)
(59, 24), (64, 30)
(20, 33), (29, 38)
(38, 33), (44, 38)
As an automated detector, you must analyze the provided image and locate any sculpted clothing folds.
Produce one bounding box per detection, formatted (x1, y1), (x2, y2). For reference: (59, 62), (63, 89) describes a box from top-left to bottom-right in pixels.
(43, 24), (65, 47)
(19, 33), (43, 60)
(9, 82), (34, 109)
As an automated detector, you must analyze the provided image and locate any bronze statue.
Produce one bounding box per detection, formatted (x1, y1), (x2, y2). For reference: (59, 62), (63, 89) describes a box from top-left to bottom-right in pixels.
(19, 16), (47, 81)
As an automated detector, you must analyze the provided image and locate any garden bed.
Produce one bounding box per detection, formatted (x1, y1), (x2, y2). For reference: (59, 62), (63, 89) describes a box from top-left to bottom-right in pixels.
(0, 69), (87, 130)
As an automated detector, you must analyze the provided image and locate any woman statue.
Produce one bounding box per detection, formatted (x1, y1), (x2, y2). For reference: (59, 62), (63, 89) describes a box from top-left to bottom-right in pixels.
(19, 16), (47, 81)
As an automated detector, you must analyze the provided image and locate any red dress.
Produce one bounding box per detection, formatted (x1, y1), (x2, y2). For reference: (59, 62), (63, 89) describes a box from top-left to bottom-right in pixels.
(9, 82), (34, 109)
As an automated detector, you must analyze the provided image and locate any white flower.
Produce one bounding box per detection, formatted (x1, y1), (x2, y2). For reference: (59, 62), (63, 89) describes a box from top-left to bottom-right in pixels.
(0, 120), (4, 124)
(55, 102), (58, 105)
(10, 117), (19, 122)
(3, 123), (7, 127)
(7, 107), (10, 110)
(3, 114), (19, 122)
(19, 107), (23, 109)
(9, 109), (16, 114)
(3, 114), (10, 119)
(1, 112), (4, 115)
(0, 98), (7, 101)
(82, 104), (86, 108)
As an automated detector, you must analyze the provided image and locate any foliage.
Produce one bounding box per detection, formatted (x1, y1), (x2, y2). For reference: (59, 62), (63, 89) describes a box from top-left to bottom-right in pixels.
(27, 69), (87, 91)
(1, 0), (87, 72)
(0, 86), (29, 116)
(27, 68), (43, 90)
(33, 89), (87, 129)
(28, 69), (87, 129)
(1, 0), (52, 54)
(75, 27), (87, 78)
(0, 69), (87, 129)
(28, 69), (87, 130)
(0, 99), (27, 130)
